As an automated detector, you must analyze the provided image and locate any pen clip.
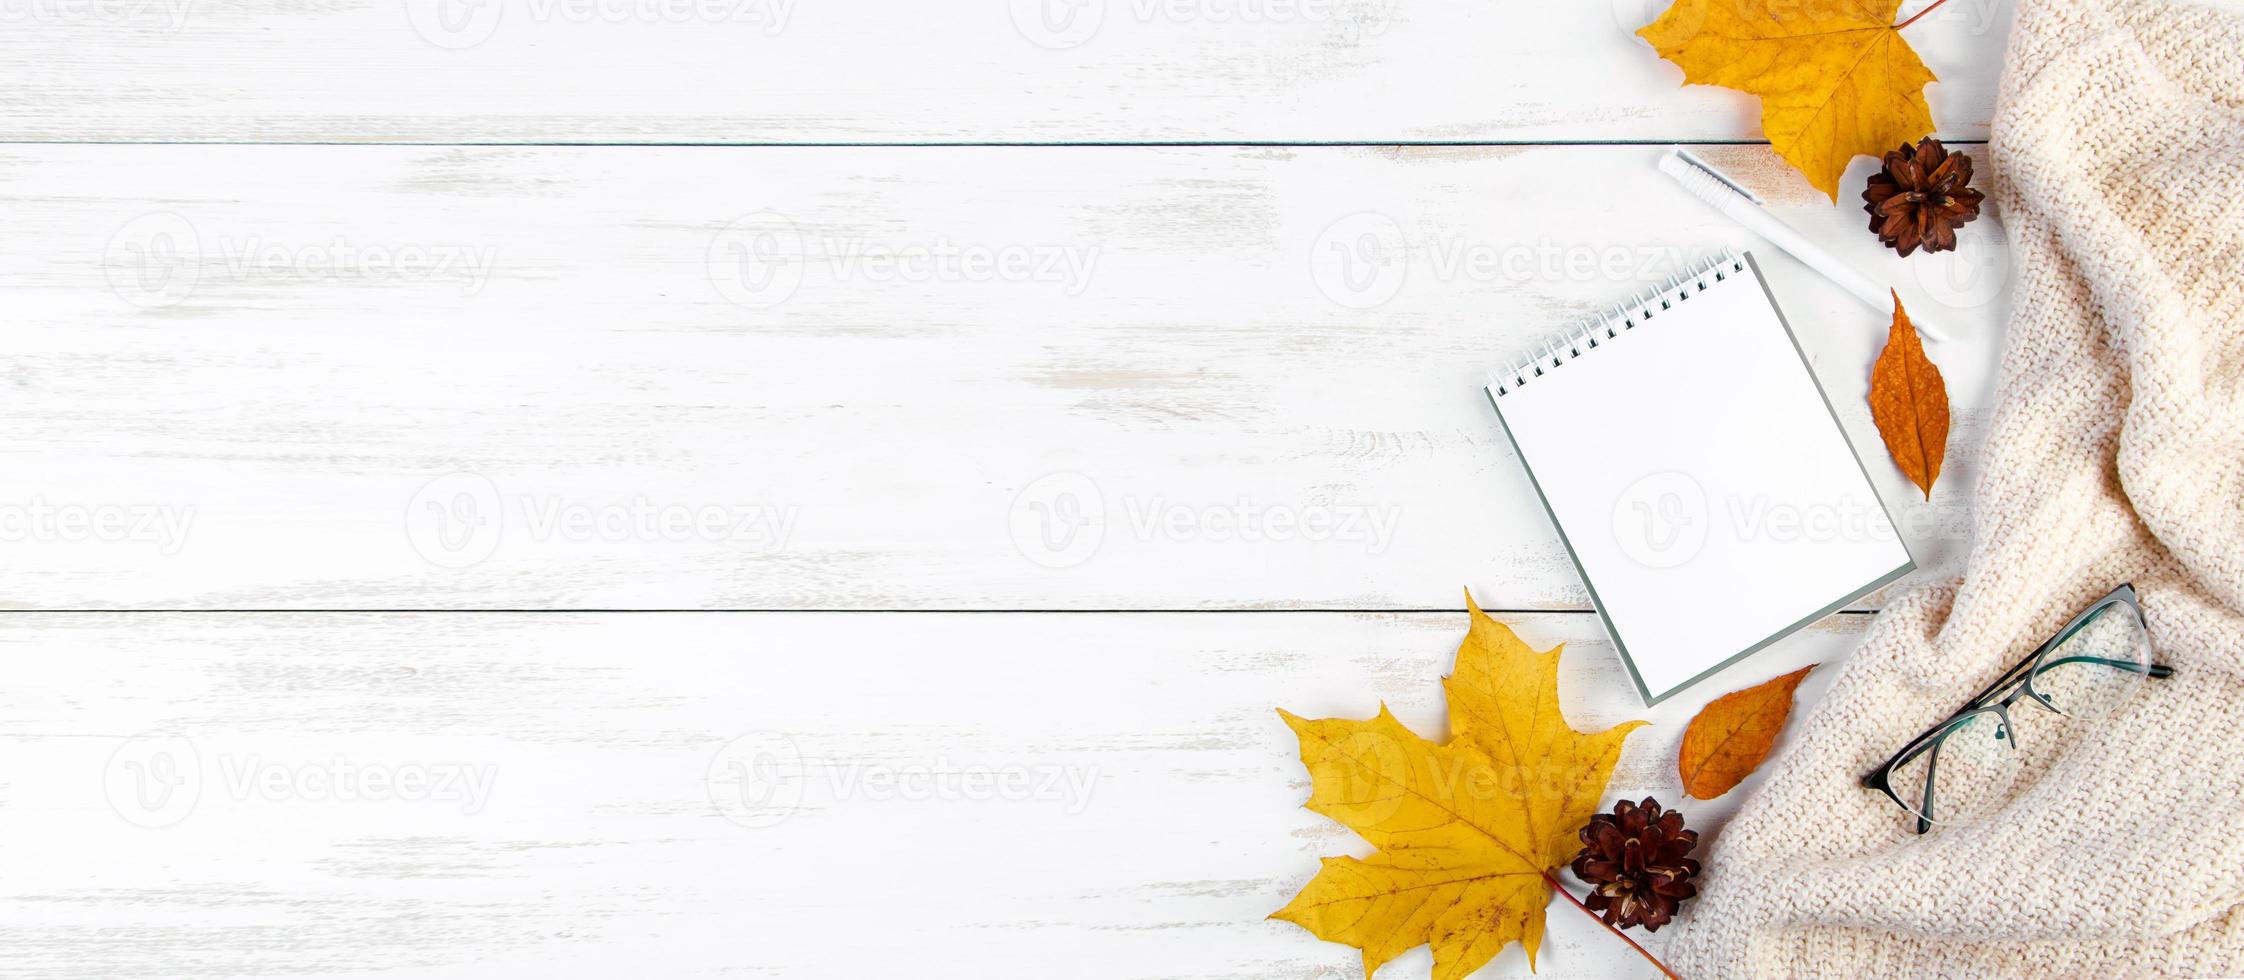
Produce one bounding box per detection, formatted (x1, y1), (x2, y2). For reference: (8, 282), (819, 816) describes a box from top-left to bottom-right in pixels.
(1668, 148), (1761, 206)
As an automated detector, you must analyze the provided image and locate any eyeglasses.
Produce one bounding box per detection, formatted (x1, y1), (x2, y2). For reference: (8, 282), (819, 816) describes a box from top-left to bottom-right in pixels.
(1862, 584), (2174, 834)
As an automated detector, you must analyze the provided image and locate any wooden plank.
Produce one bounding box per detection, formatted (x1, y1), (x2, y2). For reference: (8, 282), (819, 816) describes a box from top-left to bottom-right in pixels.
(0, 143), (2007, 610)
(0, 609), (1860, 977)
(0, 0), (2014, 143)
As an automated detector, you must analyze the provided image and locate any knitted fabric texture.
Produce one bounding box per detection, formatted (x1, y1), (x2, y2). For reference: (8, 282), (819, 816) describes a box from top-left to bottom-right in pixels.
(1666, 0), (2244, 976)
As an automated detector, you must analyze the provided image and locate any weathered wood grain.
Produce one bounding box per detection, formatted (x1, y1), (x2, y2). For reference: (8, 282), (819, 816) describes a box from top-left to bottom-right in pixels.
(0, 609), (1861, 978)
(0, 0), (2013, 143)
(0, 143), (2008, 610)
(0, 0), (2034, 976)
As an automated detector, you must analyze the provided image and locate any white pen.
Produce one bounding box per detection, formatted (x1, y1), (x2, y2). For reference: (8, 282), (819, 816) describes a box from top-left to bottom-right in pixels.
(1658, 146), (1944, 344)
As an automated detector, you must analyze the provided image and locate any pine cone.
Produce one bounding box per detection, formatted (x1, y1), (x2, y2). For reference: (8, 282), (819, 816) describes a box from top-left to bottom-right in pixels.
(1569, 797), (1700, 932)
(1862, 137), (1984, 256)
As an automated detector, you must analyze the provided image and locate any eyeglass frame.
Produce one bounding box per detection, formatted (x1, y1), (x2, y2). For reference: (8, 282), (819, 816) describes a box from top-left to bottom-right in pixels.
(1860, 583), (2175, 834)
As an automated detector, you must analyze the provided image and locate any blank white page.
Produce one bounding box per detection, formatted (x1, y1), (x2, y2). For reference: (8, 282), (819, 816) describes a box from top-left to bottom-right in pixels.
(1487, 254), (1912, 704)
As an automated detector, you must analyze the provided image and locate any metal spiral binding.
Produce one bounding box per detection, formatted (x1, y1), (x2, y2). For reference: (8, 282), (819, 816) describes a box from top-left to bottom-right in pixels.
(1487, 250), (1745, 397)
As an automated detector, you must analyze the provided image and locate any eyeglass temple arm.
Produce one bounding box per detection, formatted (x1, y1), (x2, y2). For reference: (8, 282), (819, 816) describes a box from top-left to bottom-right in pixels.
(1863, 587), (2168, 834)
(1859, 656), (2174, 791)
(1858, 728), (1946, 835)
(1962, 654), (2039, 708)
(1962, 649), (2175, 711)
(1861, 714), (1960, 792)
(1962, 590), (2152, 706)
(1913, 746), (1940, 835)
(2035, 654), (2175, 678)
(1867, 647), (2044, 780)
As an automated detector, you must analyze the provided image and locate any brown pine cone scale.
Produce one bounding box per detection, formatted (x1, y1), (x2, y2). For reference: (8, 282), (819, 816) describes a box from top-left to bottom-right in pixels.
(1862, 137), (1985, 257)
(1568, 796), (1701, 932)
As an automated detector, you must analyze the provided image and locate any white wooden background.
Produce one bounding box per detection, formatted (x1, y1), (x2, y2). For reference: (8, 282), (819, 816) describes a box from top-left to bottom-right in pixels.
(1, 0), (2020, 976)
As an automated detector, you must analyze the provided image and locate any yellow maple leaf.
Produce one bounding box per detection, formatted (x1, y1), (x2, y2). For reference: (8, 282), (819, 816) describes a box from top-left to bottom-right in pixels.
(1637, 0), (1938, 200)
(1273, 593), (1647, 978)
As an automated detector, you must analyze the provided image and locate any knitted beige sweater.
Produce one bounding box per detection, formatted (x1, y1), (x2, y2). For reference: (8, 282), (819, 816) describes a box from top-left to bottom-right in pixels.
(1665, 0), (2244, 975)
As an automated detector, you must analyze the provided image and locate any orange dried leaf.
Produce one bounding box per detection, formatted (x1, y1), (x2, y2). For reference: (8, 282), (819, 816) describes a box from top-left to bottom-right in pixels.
(1868, 291), (1951, 499)
(1678, 664), (1817, 800)
(1271, 591), (1647, 979)
(1636, 0), (1937, 200)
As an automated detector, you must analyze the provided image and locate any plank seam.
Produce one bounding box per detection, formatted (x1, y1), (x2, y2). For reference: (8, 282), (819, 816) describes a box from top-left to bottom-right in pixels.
(0, 139), (1988, 148)
(0, 608), (1890, 615)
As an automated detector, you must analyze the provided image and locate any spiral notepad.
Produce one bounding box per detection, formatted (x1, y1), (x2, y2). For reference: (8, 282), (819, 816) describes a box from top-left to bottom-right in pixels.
(1485, 251), (1913, 705)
